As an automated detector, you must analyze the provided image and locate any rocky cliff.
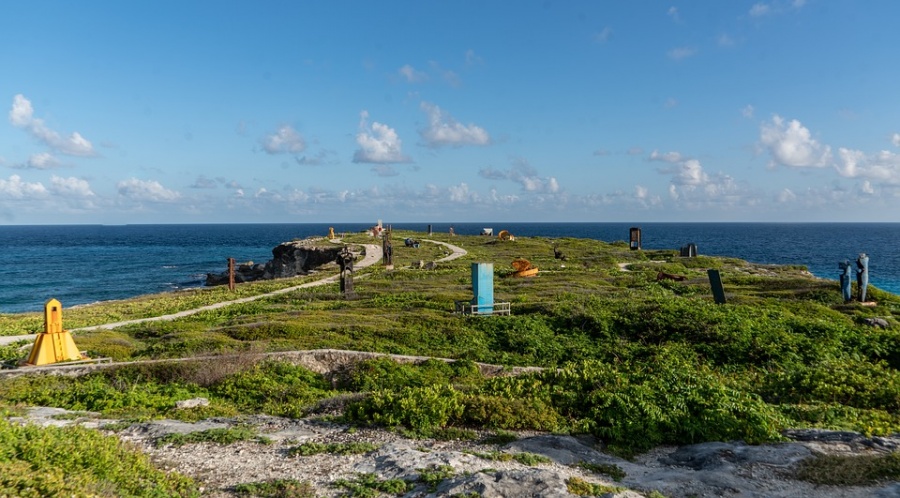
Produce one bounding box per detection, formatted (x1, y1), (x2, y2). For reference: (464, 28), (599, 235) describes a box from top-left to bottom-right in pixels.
(206, 239), (343, 286)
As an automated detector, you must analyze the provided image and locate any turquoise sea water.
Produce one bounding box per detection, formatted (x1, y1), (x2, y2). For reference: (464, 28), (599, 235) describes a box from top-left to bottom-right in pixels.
(1, 222), (897, 314)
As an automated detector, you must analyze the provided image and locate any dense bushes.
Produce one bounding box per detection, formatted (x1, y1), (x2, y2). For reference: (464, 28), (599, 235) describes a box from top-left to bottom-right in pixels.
(0, 417), (197, 497)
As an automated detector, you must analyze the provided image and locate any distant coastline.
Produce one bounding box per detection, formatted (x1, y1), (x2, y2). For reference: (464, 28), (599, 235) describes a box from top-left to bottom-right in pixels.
(1, 222), (898, 314)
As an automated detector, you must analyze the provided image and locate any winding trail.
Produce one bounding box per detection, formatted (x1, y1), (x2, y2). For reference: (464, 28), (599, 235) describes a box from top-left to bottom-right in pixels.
(1, 239), (467, 344)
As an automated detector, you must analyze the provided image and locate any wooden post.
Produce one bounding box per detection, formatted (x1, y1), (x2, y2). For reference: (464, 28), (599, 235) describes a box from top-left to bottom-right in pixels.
(228, 258), (235, 291)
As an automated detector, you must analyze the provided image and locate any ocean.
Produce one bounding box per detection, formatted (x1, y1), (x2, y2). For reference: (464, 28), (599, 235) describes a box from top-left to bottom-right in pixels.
(1, 223), (897, 314)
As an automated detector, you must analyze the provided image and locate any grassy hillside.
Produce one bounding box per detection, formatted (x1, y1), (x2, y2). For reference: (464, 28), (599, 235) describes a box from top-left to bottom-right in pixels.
(3, 231), (900, 490)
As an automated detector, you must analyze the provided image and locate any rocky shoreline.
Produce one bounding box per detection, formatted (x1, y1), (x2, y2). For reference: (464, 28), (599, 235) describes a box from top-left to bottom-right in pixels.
(13, 406), (900, 497)
(206, 239), (345, 286)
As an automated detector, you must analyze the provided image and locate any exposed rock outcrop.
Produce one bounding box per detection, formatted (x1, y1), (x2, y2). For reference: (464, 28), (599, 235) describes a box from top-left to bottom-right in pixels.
(206, 239), (344, 286)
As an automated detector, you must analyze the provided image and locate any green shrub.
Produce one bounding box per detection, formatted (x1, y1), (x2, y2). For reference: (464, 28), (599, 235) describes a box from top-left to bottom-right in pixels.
(461, 394), (561, 431)
(346, 384), (465, 434)
(761, 358), (900, 410)
(234, 478), (316, 497)
(338, 357), (482, 392)
(288, 441), (379, 456)
(156, 426), (260, 447)
(211, 361), (337, 418)
(577, 461), (626, 481)
(795, 452), (900, 485)
(0, 417), (197, 497)
(335, 473), (413, 496)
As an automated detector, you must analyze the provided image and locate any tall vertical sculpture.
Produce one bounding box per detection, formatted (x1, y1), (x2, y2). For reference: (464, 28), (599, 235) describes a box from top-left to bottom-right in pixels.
(856, 253), (869, 302)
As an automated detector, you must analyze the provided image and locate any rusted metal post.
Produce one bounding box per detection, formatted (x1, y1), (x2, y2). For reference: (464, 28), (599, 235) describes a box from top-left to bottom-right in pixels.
(228, 257), (235, 291)
(629, 227), (642, 250)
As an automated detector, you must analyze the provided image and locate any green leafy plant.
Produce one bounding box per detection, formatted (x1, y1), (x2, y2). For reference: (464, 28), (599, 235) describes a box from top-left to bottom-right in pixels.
(0, 417), (198, 497)
(156, 426), (260, 447)
(576, 461), (626, 481)
(234, 478), (316, 497)
(287, 441), (379, 456)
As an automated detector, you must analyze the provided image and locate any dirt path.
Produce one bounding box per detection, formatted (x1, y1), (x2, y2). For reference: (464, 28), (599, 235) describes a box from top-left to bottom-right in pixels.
(1, 239), (468, 344)
(421, 238), (468, 262)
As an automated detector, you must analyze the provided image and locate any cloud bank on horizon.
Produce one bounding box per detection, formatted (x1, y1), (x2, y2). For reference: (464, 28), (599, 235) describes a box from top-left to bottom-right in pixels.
(2, 1), (899, 224)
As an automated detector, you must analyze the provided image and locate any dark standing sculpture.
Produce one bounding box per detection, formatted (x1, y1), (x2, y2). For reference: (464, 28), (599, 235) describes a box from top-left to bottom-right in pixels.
(383, 225), (393, 268)
(856, 253), (869, 303)
(338, 247), (356, 299)
(839, 259), (852, 303)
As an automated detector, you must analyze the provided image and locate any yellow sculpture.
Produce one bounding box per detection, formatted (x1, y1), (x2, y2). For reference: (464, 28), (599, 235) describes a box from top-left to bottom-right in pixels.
(328, 227), (336, 239)
(25, 299), (84, 366)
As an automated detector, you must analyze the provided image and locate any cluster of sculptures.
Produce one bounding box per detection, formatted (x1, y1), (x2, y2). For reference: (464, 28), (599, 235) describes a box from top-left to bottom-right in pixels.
(839, 253), (869, 303)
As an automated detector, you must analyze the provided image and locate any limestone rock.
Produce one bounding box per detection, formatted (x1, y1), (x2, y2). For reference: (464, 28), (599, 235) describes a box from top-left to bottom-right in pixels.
(432, 469), (574, 498)
(864, 317), (890, 329)
(175, 397), (210, 409)
(206, 239), (344, 286)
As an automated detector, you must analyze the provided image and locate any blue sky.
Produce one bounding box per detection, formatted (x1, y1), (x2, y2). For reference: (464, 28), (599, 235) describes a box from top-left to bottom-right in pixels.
(2, 0), (899, 224)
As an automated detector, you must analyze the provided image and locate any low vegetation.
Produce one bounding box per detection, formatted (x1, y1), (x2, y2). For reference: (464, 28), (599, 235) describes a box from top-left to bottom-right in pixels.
(3, 230), (900, 492)
(0, 415), (198, 497)
(233, 478), (316, 498)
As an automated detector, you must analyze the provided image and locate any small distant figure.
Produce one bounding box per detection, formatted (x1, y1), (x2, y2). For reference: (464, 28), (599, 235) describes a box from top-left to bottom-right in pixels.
(449, 226), (455, 237)
(553, 245), (567, 261)
(856, 253), (869, 302)
(838, 259), (852, 303)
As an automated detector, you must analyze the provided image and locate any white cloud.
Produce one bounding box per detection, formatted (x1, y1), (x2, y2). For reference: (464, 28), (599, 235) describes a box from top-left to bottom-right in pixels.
(892, 133), (900, 147)
(478, 157), (560, 194)
(419, 102), (490, 148)
(675, 159), (709, 186)
(429, 61), (461, 87)
(651, 151), (747, 208)
(667, 6), (680, 22)
(261, 125), (306, 154)
(49, 176), (94, 197)
(398, 64), (428, 83)
(664, 98), (678, 109)
(741, 105), (754, 119)
(352, 111), (411, 164)
(749, 3), (771, 17)
(295, 149), (336, 166)
(760, 115), (832, 168)
(836, 148), (900, 184)
(718, 34), (735, 47)
(777, 188), (796, 203)
(448, 183), (480, 203)
(465, 49), (483, 66)
(668, 184), (679, 200)
(668, 47), (696, 60)
(8, 94), (95, 156)
(593, 27), (612, 43)
(649, 150), (685, 163)
(116, 178), (181, 202)
(861, 180), (874, 194)
(190, 175), (218, 189)
(19, 152), (61, 170)
(0, 175), (48, 198)
(371, 165), (399, 177)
